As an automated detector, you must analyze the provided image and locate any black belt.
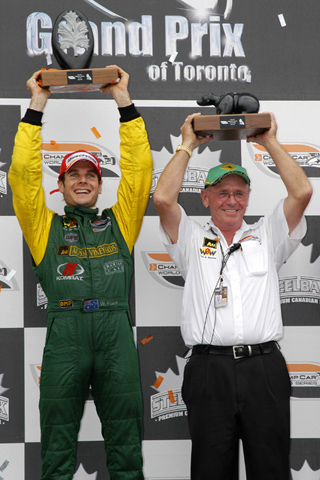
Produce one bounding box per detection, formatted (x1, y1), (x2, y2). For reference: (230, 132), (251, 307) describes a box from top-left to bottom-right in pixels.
(192, 341), (278, 360)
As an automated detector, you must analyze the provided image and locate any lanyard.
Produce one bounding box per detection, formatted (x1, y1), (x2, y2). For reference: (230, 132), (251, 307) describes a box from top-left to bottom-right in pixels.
(201, 231), (243, 344)
(217, 241), (242, 289)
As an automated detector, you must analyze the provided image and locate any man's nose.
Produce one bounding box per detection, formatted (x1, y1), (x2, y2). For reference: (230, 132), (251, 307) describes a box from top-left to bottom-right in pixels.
(226, 193), (237, 202)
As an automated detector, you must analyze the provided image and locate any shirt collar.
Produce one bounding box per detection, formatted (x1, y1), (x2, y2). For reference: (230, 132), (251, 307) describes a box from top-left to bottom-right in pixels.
(204, 217), (249, 236)
(64, 205), (99, 218)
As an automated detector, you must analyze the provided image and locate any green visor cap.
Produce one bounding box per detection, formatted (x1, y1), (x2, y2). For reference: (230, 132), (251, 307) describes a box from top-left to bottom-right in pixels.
(204, 163), (251, 188)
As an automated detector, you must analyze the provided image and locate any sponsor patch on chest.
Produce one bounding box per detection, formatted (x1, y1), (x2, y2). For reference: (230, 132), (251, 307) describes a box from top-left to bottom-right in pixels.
(90, 217), (112, 232)
(103, 259), (124, 276)
(199, 236), (219, 259)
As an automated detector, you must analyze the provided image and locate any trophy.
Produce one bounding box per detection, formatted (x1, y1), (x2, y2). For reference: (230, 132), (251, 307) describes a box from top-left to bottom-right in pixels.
(193, 93), (271, 141)
(40, 10), (119, 93)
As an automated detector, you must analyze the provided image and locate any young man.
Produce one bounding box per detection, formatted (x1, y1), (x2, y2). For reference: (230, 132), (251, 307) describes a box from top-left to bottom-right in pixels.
(9, 66), (153, 480)
(153, 112), (312, 479)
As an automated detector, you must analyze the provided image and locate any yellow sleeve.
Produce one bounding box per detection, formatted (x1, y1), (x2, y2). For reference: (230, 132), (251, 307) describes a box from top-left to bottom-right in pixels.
(8, 121), (54, 266)
(112, 116), (153, 253)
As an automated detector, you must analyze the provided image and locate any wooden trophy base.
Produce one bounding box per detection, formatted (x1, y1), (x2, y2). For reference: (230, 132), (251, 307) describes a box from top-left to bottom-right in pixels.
(193, 113), (272, 141)
(40, 67), (119, 93)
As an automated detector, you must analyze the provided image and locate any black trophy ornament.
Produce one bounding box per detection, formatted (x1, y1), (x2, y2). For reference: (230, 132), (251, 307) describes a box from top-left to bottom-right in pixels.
(40, 10), (119, 93)
(52, 10), (94, 70)
(196, 92), (260, 114)
(193, 92), (271, 141)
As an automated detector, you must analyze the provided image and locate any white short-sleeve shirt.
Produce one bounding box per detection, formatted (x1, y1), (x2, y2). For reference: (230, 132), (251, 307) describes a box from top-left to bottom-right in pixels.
(159, 199), (306, 347)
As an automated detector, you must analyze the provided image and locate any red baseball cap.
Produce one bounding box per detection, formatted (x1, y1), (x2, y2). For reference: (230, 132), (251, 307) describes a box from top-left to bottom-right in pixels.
(58, 150), (102, 179)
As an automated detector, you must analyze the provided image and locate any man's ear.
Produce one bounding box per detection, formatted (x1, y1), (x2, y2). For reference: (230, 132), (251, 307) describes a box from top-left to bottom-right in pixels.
(200, 189), (209, 208)
(58, 180), (64, 194)
(98, 180), (102, 195)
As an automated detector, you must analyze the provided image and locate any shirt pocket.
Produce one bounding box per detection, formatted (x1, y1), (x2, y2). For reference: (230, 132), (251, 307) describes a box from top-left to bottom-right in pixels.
(241, 241), (267, 276)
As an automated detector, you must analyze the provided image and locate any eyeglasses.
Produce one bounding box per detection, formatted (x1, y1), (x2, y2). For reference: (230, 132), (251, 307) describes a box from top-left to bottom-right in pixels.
(209, 191), (249, 201)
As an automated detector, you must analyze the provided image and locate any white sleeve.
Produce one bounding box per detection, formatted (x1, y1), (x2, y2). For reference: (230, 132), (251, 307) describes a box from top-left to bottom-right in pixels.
(269, 199), (307, 271)
(159, 205), (194, 280)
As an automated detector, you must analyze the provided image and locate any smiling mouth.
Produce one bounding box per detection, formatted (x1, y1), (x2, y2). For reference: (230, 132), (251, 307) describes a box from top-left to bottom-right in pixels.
(75, 189), (90, 194)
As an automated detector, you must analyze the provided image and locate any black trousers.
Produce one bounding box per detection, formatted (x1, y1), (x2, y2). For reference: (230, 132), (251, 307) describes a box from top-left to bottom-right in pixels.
(182, 347), (291, 480)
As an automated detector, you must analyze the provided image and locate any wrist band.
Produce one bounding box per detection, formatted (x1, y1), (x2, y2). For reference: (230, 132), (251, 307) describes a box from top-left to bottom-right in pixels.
(176, 144), (192, 158)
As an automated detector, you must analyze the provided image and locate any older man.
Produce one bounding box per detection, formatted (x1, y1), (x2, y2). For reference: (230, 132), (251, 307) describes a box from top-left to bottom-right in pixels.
(153, 112), (312, 480)
(9, 66), (153, 480)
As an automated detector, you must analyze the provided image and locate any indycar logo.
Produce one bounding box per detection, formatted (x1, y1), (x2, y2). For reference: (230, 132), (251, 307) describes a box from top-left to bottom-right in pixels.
(249, 142), (320, 178)
(143, 252), (184, 288)
(288, 362), (320, 399)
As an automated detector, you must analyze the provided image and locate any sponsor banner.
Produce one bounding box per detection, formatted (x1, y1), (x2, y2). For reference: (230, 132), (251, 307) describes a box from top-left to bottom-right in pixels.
(24, 438), (320, 480)
(143, 438), (320, 480)
(142, 439), (320, 480)
(288, 362), (320, 398)
(290, 439), (320, 477)
(280, 327), (320, 439)
(24, 328), (46, 442)
(2, 2), (320, 100)
(24, 443), (41, 480)
(244, 101), (320, 190)
(134, 218), (184, 327)
(0, 106), (21, 216)
(0, 217), (23, 328)
(25, 442), (109, 480)
(0, 444), (24, 480)
(280, 326), (320, 400)
(279, 217), (320, 326)
(242, 101), (320, 217)
(248, 141), (320, 179)
(0, 329), (24, 443)
(143, 439), (191, 480)
(23, 240), (48, 328)
(137, 327), (189, 440)
(75, 442), (109, 480)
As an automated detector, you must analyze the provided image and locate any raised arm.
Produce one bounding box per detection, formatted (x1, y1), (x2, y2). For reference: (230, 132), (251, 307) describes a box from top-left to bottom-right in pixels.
(9, 70), (53, 266)
(102, 66), (153, 252)
(247, 113), (313, 234)
(28, 69), (51, 112)
(153, 113), (211, 244)
(100, 65), (132, 108)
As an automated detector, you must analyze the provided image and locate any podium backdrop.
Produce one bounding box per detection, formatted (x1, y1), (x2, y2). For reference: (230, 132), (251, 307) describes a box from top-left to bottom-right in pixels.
(1, 1), (320, 479)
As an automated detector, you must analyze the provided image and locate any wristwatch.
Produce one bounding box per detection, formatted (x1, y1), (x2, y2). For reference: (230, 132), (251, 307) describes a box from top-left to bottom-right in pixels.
(176, 144), (192, 158)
